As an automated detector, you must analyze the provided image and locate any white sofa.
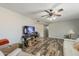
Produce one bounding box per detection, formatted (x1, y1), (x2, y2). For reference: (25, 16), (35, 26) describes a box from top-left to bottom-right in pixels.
(0, 48), (33, 56)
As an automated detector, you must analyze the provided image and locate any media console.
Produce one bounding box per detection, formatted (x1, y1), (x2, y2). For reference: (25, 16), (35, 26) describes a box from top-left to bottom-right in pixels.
(21, 26), (39, 47)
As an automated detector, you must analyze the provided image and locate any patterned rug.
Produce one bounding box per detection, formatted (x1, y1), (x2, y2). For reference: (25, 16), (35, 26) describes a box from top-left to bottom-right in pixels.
(23, 38), (64, 56)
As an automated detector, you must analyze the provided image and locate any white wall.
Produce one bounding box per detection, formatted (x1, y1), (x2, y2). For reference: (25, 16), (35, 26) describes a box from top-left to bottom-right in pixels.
(48, 19), (79, 38)
(0, 7), (44, 44)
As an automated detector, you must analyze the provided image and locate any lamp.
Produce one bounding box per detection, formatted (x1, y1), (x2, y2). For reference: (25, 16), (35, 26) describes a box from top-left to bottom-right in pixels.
(68, 30), (75, 39)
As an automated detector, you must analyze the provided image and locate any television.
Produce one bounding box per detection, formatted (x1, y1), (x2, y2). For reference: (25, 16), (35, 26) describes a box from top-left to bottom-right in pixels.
(23, 26), (35, 34)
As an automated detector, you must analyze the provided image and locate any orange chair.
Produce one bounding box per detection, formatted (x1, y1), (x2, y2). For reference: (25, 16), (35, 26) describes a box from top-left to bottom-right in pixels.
(0, 39), (9, 46)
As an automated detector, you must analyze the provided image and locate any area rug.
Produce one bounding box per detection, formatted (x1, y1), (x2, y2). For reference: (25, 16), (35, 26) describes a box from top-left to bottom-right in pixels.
(23, 38), (64, 56)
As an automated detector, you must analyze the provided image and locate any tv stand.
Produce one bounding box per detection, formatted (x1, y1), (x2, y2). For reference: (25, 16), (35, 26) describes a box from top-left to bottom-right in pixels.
(21, 32), (39, 47)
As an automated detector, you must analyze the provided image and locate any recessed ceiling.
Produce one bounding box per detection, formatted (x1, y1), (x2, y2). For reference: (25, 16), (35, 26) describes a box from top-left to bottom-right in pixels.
(0, 3), (79, 24)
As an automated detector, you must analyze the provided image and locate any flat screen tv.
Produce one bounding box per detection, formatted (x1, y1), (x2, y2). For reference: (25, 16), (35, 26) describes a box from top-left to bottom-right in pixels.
(23, 26), (35, 34)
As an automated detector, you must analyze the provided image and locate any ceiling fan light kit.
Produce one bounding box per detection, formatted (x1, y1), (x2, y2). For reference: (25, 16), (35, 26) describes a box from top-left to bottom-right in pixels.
(53, 16), (56, 20)
(47, 16), (56, 21)
(49, 18), (53, 21)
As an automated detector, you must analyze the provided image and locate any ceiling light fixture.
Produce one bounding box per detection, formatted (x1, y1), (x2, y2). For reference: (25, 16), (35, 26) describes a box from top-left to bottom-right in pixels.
(47, 15), (56, 21)
(49, 17), (52, 21)
(53, 16), (56, 20)
(48, 16), (56, 21)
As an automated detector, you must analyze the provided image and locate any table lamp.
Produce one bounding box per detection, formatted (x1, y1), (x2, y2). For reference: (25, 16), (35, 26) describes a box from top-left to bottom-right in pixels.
(68, 30), (75, 39)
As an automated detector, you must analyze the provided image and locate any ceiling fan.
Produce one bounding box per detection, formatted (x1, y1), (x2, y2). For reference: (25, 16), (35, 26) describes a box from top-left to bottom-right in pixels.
(41, 4), (64, 20)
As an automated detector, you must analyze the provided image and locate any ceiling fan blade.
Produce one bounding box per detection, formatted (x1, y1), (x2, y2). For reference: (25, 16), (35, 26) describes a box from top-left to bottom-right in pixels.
(41, 14), (49, 17)
(44, 10), (50, 13)
(58, 8), (64, 12)
(53, 12), (62, 16)
(56, 14), (62, 16)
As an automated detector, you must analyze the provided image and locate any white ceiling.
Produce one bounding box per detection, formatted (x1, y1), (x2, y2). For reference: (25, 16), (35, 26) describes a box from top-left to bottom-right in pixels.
(0, 3), (79, 24)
